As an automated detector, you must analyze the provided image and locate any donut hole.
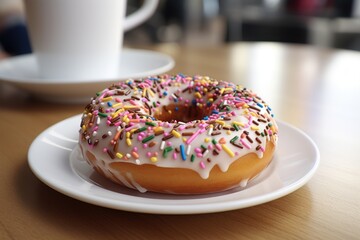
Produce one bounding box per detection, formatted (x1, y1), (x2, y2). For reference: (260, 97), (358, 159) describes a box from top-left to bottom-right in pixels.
(153, 104), (212, 123)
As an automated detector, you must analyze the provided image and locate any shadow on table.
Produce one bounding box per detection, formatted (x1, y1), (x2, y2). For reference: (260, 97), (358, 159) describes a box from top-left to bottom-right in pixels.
(15, 160), (314, 239)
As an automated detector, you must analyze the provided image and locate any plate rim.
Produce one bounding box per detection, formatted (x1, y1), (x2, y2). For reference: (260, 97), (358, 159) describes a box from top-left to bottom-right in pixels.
(28, 115), (320, 214)
(0, 48), (175, 85)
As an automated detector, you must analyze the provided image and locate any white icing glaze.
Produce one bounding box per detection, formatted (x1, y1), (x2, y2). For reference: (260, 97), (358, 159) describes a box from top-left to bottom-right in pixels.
(79, 75), (278, 181)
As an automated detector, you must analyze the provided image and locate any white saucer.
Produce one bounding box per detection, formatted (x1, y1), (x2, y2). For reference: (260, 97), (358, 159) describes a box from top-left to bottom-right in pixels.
(28, 115), (320, 214)
(0, 49), (174, 103)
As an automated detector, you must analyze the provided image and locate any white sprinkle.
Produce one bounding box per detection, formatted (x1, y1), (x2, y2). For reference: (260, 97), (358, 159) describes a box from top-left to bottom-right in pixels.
(187, 145), (192, 155)
(96, 117), (100, 125)
(160, 141), (166, 150)
(126, 153), (131, 158)
(203, 149), (209, 157)
(135, 159), (141, 165)
(107, 131), (112, 136)
(92, 131), (97, 137)
(207, 127), (213, 136)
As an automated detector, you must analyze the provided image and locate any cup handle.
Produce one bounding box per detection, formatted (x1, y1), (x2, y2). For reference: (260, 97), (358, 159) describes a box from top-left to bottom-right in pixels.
(123, 0), (159, 31)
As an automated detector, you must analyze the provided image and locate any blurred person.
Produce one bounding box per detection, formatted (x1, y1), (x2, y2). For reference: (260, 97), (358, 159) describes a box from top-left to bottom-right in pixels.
(0, 0), (31, 56)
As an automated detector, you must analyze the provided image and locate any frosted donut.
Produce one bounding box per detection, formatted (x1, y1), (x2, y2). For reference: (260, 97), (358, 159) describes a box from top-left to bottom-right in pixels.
(78, 74), (278, 194)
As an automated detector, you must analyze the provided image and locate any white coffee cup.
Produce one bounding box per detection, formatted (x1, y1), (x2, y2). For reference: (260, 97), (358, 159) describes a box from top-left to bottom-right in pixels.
(24, 0), (158, 80)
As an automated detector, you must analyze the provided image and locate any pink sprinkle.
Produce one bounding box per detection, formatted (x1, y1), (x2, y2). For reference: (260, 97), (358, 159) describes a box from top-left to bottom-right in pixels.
(146, 152), (152, 157)
(102, 148), (107, 153)
(129, 100), (138, 106)
(166, 142), (172, 146)
(143, 144), (148, 148)
(215, 144), (222, 151)
(133, 147), (138, 152)
(195, 147), (202, 153)
(196, 153), (203, 158)
(200, 161), (206, 169)
(240, 139), (251, 149)
(208, 144), (213, 150)
(259, 146), (265, 152)
(186, 129), (201, 145)
(115, 98), (121, 102)
(137, 136), (143, 141)
(173, 152), (177, 160)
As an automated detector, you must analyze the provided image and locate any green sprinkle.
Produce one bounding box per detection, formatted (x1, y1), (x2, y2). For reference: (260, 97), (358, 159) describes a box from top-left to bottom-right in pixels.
(163, 146), (173, 158)
(142, 135), (155, 143)
(145, 121), (156, 126)
(98, 112), (107, 118)
(261, 132), (265, 137)
(233, 124), (239, 131)
(137, 126), (148, 132)
(201, 145), (207, 150)
(230, 136), (239, 143)
(212, 139), (217, 145)
(191, 154), (195, 162)
(152, 102), (156, 107)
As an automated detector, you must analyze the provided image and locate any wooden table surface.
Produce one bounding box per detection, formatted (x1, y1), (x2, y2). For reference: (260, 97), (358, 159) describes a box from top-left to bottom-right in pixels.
(1, 43), (359, 239)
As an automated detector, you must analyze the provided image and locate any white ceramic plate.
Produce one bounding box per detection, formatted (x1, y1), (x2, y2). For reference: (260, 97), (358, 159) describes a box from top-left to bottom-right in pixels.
(0, 49), (174, 103)
(28, 115), (320, 214)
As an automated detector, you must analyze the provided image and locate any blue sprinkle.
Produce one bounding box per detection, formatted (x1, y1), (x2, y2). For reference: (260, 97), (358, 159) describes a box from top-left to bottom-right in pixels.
(180, 144), (187, 161)
(257, 102), (263, 108)
(192, 99), (197, 105)
(203, 116), (209, 120)
(174, 98), (178, 103)
(175, 107), (179, 111)
(163, 91), (168, 96)
(212, 110), (219, 114)
(107, 102), (112, 107)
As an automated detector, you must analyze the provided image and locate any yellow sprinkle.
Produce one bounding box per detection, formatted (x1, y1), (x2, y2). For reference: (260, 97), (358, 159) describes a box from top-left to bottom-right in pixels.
(204, 138), (210, 143)
(124, 105), (139, 109)
(112, 103), (122, 108)
(243, 104), (249, 108)
(142, 88), (147, 97)
(251, 125), (260, 131)
(126, 138), (132, 146)
(171, 130), (181, 138)
(150, 157), (158, 163)
(154, 126), (163, 132)
(221, 144), (235, 157)
(116, 153), (123, 159)
(215, 120), (225, 125)
(81, 125), (86, 131)
(123, 116), (129, 124)
(208, 98), (213, 102)
(226, 130), (231, 135)
(126, 132), (130, 138)
(148, 88), (155, 97)
(101, 96), (113, 102)
(233, 121), (245, 127)
(130, 128), (137, 133)
(250, 112), (257, 117)
(182, 137), (187, 142)
(194, 92), (202, 99)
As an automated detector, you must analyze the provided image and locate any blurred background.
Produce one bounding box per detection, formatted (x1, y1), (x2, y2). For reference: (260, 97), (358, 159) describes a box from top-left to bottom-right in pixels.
(125, 0), (360, 50)
(1, 0), (360, 56)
